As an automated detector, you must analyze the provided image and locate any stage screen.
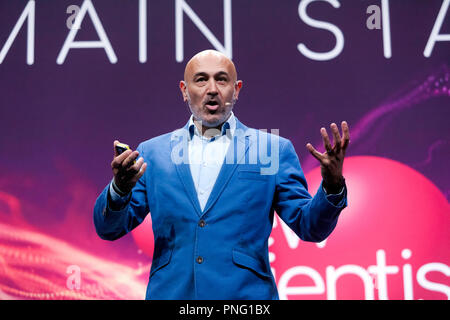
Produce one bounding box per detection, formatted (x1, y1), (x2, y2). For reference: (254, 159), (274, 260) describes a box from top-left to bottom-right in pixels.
(0, 0), (448, 299)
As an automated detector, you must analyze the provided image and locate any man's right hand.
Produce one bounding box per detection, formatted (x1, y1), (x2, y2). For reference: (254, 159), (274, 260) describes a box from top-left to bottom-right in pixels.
(111, 140), (147, 195)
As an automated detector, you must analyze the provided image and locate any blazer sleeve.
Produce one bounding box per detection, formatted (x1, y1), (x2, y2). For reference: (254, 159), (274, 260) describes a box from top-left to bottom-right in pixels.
(273, 139), (347, 242)
(93, 143), (150, 241)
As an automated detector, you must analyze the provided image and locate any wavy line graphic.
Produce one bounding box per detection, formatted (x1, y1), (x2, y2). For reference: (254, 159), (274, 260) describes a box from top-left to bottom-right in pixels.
(0, 221), (149, 299)
(303, 64), (450, 177)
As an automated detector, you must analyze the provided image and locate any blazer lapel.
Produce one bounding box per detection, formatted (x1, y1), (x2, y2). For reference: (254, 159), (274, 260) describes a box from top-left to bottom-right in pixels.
(201, 119), (252, 217)
(170, 124), (203, 217)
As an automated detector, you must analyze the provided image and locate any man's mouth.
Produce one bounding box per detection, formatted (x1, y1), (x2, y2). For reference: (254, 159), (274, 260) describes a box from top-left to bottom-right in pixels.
(205, 100), (220, 111)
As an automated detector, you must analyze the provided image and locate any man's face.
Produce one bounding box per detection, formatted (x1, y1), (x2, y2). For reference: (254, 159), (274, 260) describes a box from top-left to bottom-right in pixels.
(180, 52), (242, 128)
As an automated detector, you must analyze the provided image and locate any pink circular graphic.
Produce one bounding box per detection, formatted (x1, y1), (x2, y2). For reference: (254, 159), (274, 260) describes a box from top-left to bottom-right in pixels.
(270, 156), (449, 300)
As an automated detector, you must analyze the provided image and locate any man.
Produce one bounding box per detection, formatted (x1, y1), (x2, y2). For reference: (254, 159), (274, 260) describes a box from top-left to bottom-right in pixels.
(93, 50), (350, 300)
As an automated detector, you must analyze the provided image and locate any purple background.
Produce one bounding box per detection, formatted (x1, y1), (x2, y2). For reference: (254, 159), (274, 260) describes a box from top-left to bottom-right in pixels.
(0, 0), (448, 299)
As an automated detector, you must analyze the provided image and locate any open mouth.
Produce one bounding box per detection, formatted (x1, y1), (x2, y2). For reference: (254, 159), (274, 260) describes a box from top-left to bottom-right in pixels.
(205, 100), (220, 111)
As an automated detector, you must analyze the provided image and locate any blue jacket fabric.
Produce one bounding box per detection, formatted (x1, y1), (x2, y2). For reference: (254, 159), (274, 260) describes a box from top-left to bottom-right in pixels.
(93, 118), (347, 300)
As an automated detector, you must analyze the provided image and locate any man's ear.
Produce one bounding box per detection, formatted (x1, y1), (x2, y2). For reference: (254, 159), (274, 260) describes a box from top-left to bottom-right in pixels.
(179, 80), (188, 102)
(234, 80), (243, 100)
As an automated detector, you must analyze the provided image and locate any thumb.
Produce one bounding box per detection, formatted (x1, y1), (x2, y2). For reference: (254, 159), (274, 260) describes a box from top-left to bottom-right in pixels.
(113, 140), (120, 157)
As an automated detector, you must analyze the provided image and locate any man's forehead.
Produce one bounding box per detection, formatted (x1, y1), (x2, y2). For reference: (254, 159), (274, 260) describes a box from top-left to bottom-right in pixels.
(184, 50), (236, 80)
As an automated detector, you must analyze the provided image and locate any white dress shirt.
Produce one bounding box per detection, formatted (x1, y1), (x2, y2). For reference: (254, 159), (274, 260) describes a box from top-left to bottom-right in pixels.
(187, 112), (236, 211)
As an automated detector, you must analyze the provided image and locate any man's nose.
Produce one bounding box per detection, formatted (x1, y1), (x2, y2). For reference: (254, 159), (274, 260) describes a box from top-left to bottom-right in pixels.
(206, 80), (218, 96)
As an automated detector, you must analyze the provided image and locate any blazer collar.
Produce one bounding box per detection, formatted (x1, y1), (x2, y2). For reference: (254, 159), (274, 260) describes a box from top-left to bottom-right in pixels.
(187, 111), (237, 141)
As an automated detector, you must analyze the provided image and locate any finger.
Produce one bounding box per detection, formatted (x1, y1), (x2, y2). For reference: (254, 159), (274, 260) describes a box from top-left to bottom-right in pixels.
(341, 121), (350, 150)
(306, 143), (323, 162)
(128, 157), (144, 174)
(111, 149), (132, 169)
(113, 140), (120, 157)
(138, 162), (148, 179)
(320, 128), (333, 153)
(132, 162), (147, 182)
(330, 123), (342, 152)
(122, 151), (140, 169)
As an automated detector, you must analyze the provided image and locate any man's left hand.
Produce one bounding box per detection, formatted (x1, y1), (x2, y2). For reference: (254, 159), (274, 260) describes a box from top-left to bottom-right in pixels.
(306, 121), (350, 194)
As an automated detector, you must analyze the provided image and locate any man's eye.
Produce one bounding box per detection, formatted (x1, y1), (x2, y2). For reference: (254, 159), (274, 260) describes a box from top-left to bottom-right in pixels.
(217, 78), (227, 82)
(196, 78), (206, 82)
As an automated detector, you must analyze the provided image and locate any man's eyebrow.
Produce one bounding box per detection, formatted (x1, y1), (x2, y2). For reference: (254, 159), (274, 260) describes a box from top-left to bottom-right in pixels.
(214, 71), (230, 77)
(192, 71), (230, 78)
(193, 72), (208, 78)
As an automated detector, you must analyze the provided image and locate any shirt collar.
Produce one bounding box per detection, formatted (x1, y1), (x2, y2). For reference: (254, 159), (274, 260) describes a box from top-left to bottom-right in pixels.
(188, 111), (236, 141)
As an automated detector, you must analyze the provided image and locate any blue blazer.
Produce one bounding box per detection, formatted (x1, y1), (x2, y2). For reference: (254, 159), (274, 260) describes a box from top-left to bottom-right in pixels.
(93, 118), (347, 300)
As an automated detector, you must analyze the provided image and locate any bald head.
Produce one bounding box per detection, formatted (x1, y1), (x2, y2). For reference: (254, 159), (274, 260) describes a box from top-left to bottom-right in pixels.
(179, 49), (243, 131)
(184, 50), (237, 82)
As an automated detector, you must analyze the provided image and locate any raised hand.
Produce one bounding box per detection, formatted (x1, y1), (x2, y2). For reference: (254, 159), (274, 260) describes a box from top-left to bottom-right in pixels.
(111, 140), (147, 195)
(306, 121), (350, 194)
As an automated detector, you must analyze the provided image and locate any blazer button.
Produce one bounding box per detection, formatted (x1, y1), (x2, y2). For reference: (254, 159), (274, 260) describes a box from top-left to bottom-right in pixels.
(198, 220), (206, 228)
(196, 256), (203, 264)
